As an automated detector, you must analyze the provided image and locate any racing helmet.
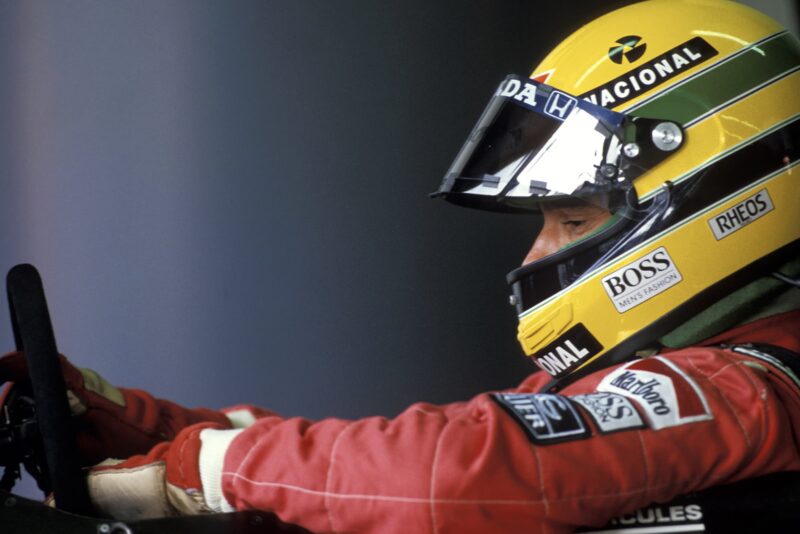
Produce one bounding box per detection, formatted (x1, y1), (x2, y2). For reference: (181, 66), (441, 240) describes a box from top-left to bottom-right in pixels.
(434, 0), (800, 389)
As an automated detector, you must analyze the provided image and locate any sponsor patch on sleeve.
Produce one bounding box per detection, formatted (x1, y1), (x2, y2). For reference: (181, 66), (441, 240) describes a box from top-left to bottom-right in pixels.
(492, 393), (589, 444)
(570, 392), (645, 434)
(597, 357), (712, 430)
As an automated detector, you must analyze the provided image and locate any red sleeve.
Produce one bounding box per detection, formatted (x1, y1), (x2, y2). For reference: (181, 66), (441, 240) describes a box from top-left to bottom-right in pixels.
(219, 346), (800, 534)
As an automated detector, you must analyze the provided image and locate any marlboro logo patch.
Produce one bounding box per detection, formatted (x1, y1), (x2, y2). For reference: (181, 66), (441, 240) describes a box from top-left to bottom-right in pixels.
(570, 392), (646, 434)
(597, 357), (712, 430)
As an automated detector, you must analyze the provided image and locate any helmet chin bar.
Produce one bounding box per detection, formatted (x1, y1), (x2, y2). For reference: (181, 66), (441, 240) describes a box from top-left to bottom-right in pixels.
(539, 239), (800, 393)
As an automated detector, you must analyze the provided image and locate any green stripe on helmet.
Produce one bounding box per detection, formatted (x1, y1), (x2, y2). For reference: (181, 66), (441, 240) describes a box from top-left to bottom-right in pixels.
(630, 32), (800, 124)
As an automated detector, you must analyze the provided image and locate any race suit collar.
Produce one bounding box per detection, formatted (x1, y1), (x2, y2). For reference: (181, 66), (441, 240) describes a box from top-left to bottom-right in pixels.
(698, 309), (800, 354)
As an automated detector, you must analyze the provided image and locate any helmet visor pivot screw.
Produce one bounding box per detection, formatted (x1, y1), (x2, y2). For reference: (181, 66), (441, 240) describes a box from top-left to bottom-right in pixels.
(623, 142), (640, 158)
(652, 122), (683, 151)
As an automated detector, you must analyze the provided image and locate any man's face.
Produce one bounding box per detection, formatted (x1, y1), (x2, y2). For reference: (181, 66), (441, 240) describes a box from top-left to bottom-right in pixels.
(523, 201), (613, 265)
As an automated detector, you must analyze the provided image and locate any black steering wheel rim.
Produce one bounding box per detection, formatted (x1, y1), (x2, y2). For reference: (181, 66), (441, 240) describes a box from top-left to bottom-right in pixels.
(6, 264), (93, 515)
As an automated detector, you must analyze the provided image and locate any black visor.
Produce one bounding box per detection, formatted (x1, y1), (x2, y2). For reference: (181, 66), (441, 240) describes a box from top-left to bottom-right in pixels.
(434, 75), (682, 213)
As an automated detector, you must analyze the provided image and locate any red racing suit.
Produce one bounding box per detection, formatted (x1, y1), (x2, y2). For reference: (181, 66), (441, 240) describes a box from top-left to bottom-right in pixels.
(7, 312), (796, 532)
(212, 310), (800, 533)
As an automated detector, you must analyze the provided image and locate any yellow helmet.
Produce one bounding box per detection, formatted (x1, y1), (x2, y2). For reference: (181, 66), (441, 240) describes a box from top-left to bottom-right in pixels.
(434, 0), (800, 388)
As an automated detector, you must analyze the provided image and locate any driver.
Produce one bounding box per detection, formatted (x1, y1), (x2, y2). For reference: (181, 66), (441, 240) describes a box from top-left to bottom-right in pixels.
(2, 1), (800, 532)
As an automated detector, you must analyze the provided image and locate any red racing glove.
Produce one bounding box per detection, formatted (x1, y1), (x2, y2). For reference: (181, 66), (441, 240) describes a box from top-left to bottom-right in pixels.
(0, 351), (232, 466)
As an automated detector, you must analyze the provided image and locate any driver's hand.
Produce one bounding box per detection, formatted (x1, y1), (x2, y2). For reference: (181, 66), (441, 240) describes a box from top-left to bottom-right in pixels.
(86, 422), (241, 520)
(0, 351), (231, 466)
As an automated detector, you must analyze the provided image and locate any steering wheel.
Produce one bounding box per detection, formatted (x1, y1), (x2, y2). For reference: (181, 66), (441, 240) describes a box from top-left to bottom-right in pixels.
(4, 263), (92, 514)
(1, 264), (312, 533)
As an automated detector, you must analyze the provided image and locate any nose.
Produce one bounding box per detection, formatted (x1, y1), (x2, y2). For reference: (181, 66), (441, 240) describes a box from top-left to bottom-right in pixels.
(522, 219), (561, 265)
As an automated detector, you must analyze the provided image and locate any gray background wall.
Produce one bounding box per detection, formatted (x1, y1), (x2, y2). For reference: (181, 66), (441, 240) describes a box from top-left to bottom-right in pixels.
(1, 0), (797, 495)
